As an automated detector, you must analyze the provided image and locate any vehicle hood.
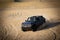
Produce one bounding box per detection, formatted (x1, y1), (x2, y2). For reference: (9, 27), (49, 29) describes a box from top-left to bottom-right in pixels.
(22, 21), (32, 25)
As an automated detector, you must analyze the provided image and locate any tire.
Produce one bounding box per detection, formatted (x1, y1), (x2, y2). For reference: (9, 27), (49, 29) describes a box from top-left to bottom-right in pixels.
(22, 27), (26, 32)
(32, 29), (37, 32)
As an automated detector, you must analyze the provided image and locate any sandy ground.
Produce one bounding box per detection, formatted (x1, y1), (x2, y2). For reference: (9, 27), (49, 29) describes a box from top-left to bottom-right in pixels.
(0, 2), (60, 40)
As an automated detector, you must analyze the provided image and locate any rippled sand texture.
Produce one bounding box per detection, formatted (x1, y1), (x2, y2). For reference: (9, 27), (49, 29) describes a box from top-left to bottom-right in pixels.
(0, 2), (60, 40)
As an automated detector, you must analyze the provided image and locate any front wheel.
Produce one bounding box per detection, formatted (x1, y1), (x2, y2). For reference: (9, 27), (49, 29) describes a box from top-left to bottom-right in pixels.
(32, 29), (37, 32)
(22, 27), (26, 32)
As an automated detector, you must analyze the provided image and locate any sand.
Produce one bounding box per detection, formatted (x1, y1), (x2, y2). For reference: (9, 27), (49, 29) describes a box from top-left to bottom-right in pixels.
(0, 2), (60, 40)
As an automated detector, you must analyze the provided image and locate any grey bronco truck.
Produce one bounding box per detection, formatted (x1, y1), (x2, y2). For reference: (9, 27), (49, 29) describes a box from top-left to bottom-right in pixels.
(21, 16), (46, 32)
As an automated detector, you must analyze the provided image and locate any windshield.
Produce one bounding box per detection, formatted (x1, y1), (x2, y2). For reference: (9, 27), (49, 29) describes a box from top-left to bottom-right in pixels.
(26, 17), (36, 21)
(27, 17), (31, 21)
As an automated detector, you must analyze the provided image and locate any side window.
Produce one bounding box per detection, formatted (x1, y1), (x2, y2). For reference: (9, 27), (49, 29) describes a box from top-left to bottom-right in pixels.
(33, 17), (36, 21)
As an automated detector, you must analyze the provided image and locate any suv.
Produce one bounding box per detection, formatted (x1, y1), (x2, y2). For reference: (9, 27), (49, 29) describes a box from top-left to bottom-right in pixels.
(21, 16), (46, 31)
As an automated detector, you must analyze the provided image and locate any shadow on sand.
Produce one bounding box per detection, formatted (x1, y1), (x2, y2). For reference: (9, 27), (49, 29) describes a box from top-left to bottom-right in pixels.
(37, 21), (60, 31)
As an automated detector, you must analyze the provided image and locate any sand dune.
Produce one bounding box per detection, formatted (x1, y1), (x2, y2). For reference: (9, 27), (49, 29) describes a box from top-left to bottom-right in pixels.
(0, 2), (60, 40)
